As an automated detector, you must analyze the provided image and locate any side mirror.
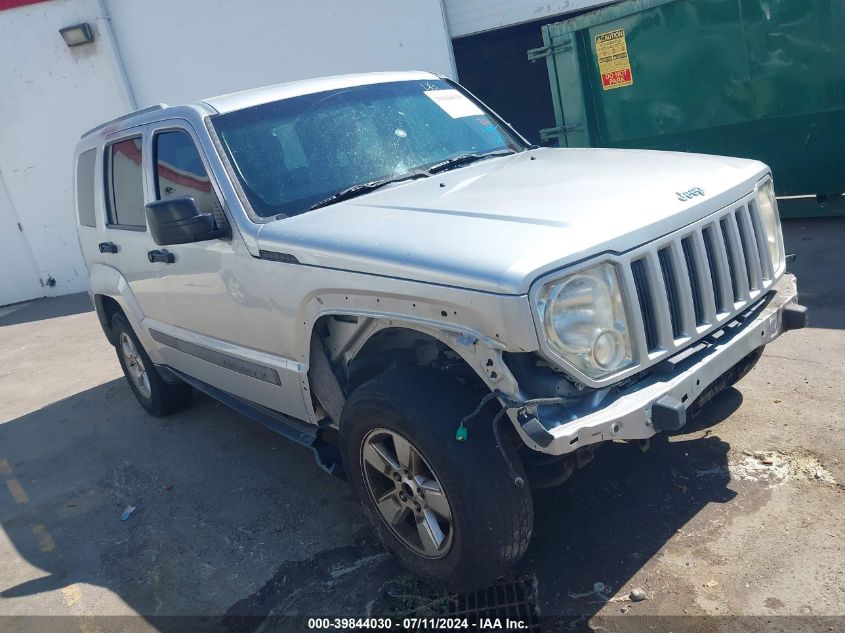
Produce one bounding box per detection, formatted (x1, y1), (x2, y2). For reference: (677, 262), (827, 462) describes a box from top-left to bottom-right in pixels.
(145, 197), (227, 246)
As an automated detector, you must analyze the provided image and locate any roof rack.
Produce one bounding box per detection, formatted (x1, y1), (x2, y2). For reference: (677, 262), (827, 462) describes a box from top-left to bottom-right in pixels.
(80, 104), (168, 139)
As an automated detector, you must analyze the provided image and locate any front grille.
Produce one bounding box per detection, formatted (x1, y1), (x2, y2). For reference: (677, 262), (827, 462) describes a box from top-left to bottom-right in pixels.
(658, 246), (684, 339)
(630, 258), (658, 350)
(719, 218), (738, 301)
(680, 236), (705, 326)
(622, 193), (778, 361)
(701, 224), (730, 313)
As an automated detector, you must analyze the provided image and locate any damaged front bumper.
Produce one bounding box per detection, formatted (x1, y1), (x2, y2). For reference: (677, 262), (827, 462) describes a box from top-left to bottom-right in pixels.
(516, 273), (806, 455)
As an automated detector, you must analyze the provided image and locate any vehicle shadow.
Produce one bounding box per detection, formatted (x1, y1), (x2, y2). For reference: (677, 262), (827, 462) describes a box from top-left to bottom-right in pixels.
(521, 387), (742, 618)
(210, 387), (746, 631)
(0, 377), (372, 630)
(0, 372), (742, 631)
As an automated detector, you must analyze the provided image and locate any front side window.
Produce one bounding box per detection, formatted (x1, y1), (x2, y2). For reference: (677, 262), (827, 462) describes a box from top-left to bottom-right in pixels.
(106, 137), (146, 228)
(212, 79), (525, 218)
(153, 130), (223, 224)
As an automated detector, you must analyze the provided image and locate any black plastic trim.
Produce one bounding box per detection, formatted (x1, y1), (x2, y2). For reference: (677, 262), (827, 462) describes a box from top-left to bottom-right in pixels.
(782, 303), (808, 331)
(149, 329), (281, 385)
(259, 250), (301, 264)
(651, 395), (687, 432)
(166, 367), (315, 446)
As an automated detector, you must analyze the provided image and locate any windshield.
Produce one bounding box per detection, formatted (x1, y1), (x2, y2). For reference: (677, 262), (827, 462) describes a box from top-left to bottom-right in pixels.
(211, 79), (526, 218)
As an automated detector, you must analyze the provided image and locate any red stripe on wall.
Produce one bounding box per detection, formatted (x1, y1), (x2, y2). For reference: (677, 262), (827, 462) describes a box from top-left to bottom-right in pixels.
(0, 0), (50, 11)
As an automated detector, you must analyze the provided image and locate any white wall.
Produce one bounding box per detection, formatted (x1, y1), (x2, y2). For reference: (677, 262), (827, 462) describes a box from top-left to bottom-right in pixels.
(0, 0), (455, 303)
(104, 0), (456, 107)
(444, 0), (614, 37)
(0, 0), (129, 301)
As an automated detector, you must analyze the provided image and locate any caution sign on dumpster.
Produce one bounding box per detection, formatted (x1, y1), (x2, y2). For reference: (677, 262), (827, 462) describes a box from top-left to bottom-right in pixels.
(595, 29), (633, 90)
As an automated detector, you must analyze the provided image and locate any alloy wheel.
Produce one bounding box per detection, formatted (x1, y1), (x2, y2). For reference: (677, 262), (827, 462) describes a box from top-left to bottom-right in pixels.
(120, 332), (151, 399)
(360, 428), (454, 558)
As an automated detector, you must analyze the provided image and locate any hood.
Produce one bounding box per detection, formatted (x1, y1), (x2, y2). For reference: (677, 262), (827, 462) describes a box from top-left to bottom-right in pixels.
(256, 147), (769, 295)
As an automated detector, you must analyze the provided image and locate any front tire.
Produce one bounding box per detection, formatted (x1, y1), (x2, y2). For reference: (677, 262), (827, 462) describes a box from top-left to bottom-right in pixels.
(112, 313), (192, 417)
(340, 368), (533, 589)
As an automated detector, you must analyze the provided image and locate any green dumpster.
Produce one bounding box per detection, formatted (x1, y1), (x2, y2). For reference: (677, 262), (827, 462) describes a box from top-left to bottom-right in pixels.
(529, 0), (845, 216)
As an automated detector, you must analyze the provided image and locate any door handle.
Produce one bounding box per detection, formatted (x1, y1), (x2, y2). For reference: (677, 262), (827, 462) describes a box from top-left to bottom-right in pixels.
(147, 249), (175, 264)
(98, 241), (119, 254)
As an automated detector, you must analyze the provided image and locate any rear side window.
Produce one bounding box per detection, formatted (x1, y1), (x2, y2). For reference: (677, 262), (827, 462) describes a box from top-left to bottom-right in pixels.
(106, 137), (146, 228)
(154, 130), (225, 226)
(76, 149), (97, 227)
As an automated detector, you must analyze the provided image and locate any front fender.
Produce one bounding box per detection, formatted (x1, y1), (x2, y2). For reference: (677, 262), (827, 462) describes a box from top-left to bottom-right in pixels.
(298, 281), (539, 389)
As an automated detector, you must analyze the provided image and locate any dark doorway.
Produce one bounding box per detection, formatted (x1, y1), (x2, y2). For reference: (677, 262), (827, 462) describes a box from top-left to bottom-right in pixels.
(452, 11), (597, 145)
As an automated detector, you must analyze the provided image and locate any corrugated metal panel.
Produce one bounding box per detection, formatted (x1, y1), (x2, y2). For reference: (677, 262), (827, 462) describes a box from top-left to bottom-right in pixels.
(0, 0), (50, 11)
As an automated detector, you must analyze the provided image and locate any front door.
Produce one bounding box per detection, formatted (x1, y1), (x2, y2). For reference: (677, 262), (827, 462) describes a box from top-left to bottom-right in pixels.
(143, 121), (301, 415)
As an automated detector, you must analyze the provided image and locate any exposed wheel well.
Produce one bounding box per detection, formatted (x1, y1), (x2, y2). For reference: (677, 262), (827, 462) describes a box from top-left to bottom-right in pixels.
(346, 327), (485, 393)
(307, 316), (489, 425)
(306, 317), (544, 482)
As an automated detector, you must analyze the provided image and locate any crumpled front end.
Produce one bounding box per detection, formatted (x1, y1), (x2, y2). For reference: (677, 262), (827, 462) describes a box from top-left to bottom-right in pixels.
(515, 273), (806, 455)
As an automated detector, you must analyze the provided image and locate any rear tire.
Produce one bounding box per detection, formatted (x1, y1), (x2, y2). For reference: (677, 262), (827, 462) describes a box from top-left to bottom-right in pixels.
(340, 368), (533, 589)
(112, 313), (192, 417)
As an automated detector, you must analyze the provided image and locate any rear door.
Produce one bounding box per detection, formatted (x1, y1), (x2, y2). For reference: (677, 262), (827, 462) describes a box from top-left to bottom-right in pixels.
(99, 129), (170, 323)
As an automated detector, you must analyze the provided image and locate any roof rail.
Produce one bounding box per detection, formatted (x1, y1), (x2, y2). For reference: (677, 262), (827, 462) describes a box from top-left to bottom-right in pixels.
(81, 104), (168, 139)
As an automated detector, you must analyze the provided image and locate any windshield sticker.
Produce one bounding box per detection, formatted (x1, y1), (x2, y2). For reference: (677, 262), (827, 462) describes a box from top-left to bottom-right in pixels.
(595, 28), (633, 90)
(424, 89), (484, 118)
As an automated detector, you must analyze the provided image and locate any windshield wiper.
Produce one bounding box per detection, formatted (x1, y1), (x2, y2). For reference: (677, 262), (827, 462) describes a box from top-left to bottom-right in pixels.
(306, 150), (516, 212)
(425, 149), (517, 175)
(308, 171), (429, 211)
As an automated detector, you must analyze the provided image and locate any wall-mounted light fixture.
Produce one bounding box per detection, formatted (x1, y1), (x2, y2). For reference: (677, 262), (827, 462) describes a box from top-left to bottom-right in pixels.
(59, 23), (95, 47)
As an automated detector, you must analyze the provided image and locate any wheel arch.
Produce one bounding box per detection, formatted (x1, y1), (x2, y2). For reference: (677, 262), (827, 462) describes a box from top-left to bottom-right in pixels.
(304, 312), (521, 428)
(88, 263), (161, 362)
(93, 294), (123, 345)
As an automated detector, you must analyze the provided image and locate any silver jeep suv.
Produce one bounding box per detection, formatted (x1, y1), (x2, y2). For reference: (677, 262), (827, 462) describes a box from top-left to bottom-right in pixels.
(74, 71), (806, 588)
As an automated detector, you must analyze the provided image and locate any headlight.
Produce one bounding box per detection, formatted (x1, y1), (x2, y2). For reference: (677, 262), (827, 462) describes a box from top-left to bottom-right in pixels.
(536, 262), (634, 380)
(755, 179), (784, 274)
